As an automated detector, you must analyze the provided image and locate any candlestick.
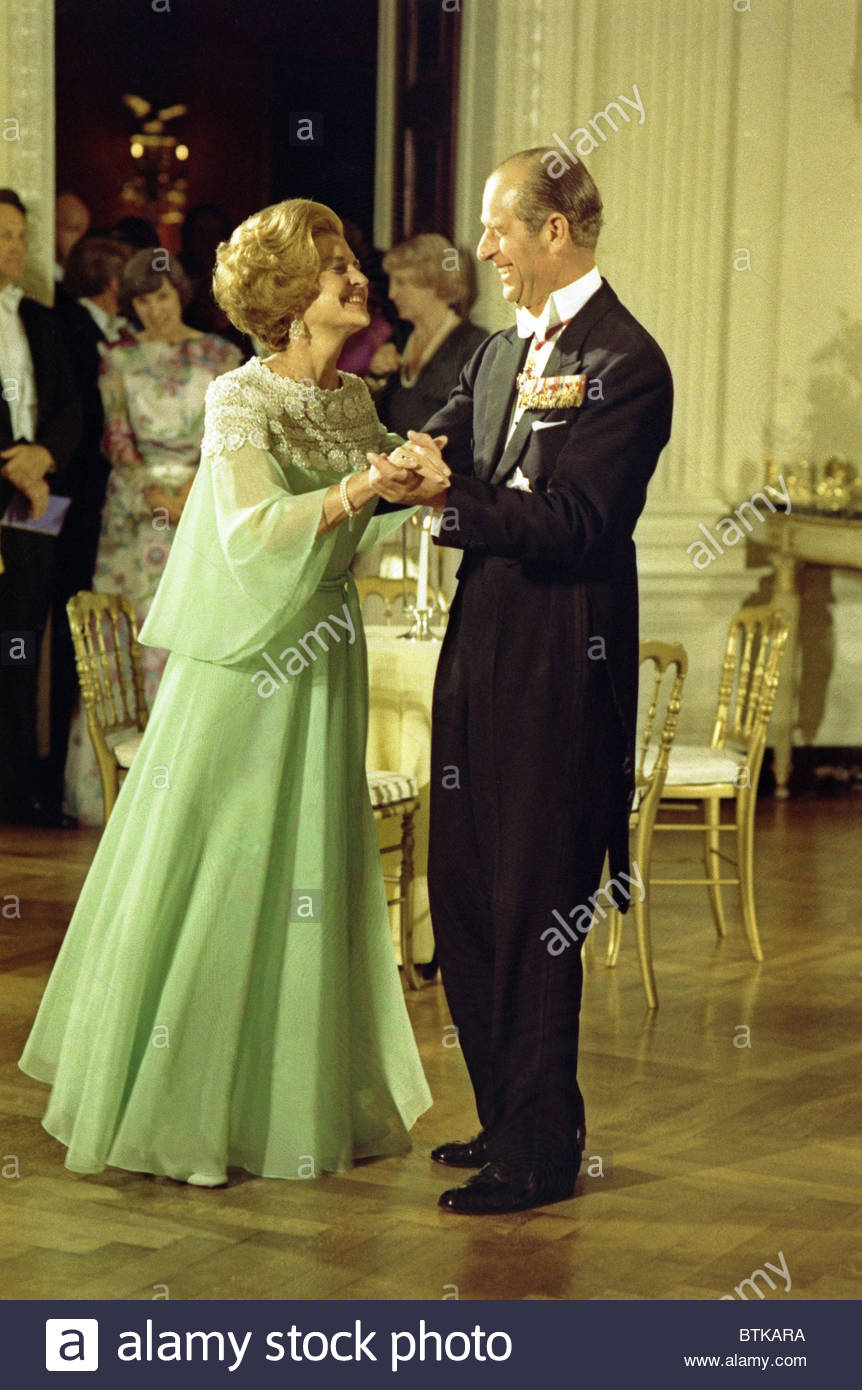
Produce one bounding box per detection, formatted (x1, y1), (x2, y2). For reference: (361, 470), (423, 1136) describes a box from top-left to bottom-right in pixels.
(401, 526), (408, 611)
(416, 511), (429, 613)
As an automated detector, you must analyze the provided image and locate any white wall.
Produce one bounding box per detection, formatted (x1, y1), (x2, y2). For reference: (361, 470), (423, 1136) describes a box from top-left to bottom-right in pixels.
(448, 0), (862, 747)
(0, 0), (56, 304)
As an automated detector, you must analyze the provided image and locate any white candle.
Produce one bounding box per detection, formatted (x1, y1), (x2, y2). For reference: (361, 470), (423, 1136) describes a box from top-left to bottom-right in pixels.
(416, 511), (430, 611)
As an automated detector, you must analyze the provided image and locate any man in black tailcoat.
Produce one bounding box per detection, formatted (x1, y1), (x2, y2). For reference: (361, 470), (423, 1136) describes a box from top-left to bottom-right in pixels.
(0, 189), (81, 825)
(369, 148), (673, 1214)
(46, 235), (131, 815)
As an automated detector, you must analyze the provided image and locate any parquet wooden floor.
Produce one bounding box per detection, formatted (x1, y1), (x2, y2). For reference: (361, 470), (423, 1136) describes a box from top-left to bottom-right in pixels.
(1, 797), (860, 1301)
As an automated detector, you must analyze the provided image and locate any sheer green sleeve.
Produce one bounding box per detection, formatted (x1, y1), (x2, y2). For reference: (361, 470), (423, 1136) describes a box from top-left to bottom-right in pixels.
(139, 386), (341, 664)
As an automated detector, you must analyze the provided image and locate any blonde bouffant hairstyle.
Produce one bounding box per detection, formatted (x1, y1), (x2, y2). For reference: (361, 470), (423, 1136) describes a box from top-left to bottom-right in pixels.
(382, 233), (477, 318)
(212, 198), (343, 352)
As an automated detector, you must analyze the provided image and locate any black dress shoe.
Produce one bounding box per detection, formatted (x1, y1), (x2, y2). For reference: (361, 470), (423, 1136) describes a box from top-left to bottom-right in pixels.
(438, 1162), (575, 1215)
(17, 799), (78, 829)
(431, 1133), (488, 1168)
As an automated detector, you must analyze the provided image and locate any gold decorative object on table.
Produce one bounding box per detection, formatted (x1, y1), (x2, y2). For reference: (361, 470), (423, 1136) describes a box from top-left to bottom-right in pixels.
(767, 455), (862, 518)
(781, 457), (815, 507)
(757, 452), (862, 795)
(815, 456), (858, 513)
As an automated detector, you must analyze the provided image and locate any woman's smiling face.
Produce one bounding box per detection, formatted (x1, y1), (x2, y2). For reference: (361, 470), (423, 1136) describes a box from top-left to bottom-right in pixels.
(132, 278), (184, 338)
(302, 234), (370, 337)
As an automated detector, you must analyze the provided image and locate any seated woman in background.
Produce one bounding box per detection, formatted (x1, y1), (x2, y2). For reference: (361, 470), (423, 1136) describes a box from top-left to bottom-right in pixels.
(63, 249), (242, 826)
(370, 233), (487, 435)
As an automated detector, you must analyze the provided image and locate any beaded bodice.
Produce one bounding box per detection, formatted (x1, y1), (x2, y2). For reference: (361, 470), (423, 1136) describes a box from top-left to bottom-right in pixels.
(200, 356), (386, 479)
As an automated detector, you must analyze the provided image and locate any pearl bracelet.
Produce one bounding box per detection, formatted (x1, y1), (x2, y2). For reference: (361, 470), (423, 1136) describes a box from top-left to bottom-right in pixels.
(339, 471), (359, 526)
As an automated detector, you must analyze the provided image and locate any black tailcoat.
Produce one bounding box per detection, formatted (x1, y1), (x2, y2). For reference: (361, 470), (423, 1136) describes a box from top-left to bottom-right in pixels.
(421, 280), (672, 1178)
(0, 296), (81, 818)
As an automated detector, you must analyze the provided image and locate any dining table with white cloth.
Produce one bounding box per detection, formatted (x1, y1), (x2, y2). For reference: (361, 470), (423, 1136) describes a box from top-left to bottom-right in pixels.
(364, 623), (444, 964)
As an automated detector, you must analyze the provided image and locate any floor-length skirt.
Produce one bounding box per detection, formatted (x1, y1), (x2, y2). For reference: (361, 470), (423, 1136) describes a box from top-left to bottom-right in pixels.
(20, 578), (432, 1179)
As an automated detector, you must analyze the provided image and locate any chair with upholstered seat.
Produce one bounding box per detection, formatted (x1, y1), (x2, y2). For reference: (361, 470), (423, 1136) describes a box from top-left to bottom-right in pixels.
(649, 604), (790, 964)
(604, 641), (688, 1008)
(66, 591), (149, 822)
(367, 772), (423, 990)
(354, 574), (446, 627)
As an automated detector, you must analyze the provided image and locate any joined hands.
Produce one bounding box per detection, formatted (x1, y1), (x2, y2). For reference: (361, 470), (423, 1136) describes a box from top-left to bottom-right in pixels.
(366, 430), (450, 508)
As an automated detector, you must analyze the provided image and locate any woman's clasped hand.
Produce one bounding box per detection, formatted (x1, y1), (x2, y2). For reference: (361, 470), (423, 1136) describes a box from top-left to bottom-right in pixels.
(366, 429), (450, 506)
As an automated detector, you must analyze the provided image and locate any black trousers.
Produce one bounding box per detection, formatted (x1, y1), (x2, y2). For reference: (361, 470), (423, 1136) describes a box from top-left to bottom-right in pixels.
(429, 555), (623, 1185)
(0, 527), (55, 819)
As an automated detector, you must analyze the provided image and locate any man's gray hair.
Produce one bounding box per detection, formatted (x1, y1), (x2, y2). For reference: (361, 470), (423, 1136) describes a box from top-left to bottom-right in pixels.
(495, 149), (603, 250)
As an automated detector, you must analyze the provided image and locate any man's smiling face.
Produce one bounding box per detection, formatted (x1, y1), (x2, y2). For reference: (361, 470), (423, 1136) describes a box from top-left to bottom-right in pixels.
(476, 169), (552, 316)
(0, 203), (27, 290)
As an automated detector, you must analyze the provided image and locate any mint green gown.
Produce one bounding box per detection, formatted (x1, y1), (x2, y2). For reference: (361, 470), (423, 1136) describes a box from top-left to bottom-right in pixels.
(18, 358), (432, 1181)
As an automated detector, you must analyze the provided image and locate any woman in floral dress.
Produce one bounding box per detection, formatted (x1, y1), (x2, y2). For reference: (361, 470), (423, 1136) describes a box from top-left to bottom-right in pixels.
(63, 250), (242, 825)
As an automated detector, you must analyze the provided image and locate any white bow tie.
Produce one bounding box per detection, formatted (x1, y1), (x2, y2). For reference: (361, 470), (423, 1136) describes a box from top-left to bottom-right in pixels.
(0, 283), (24, 314)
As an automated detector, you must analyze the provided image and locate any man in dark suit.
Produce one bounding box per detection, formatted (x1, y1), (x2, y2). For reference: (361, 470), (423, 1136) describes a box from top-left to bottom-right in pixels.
(368, 148), (673, 1214)
(46, 236), (131, 813)
(0, 188), (81, 825)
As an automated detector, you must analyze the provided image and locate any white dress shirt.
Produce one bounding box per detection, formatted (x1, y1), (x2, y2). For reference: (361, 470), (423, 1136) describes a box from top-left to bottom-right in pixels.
(0, 282), (37, 440)
(429, 266), (602, 526)
(504, 265), (602, 489)
(79, 297), (128, 343)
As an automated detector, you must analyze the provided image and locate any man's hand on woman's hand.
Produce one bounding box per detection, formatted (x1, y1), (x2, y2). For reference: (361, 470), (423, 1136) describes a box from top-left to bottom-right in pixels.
(366, 432), (450, 506)
(366, 452), (426, 504)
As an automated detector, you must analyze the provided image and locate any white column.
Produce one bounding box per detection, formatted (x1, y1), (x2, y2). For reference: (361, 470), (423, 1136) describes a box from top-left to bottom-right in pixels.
(373, 0), (399, 250)
(408, 0), (862, 744)
(0, 0), (55, 304)
(454, 0), (806, 565)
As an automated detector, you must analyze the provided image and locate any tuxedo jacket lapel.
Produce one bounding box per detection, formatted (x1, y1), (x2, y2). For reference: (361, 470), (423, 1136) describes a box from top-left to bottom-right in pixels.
(0, 305), (31, 447)
(19, 300), (44, 433)
(477, 332), (528, 481)
(489, 412), (532, 486)
(486, 281), (619, 486)
(546, 280), (617, 374)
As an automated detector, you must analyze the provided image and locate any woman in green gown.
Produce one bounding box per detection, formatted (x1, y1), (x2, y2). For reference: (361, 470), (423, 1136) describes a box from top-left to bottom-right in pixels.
(18, 199), (448, 1186)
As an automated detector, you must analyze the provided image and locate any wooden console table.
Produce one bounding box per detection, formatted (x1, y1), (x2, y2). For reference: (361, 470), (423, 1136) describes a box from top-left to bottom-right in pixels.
(761, 511), (862, 796)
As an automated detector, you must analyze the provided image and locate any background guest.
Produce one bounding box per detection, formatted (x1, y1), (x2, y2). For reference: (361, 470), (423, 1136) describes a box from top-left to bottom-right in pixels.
(110, 216), (160, 251)
(0, 189), (81, 826)
(46, 235), (133, 817)
(63, 249), (242, 826)
(54, 191), (91, 281)
(357, 234), (487, 624)
(179, 202), (252, 356)
(371, 233), (487, 435)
